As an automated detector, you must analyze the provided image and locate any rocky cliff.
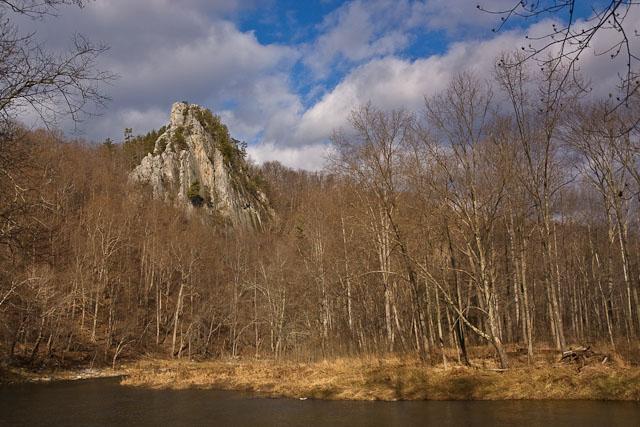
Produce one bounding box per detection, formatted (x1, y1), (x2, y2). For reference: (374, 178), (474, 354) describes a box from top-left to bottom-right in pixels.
(130, 102), (271, 229)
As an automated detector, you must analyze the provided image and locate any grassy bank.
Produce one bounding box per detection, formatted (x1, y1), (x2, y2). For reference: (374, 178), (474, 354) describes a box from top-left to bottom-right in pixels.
(120, 357), (640, 401)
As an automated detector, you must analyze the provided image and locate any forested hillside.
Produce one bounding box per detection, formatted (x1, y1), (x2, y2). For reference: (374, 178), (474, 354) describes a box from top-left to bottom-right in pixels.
(2, 67), (640, 370)
(1, 0), (640, 373)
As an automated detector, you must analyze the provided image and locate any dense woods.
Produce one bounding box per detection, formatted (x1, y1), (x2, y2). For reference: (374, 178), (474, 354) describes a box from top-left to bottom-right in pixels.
(2, 61), (640, 370)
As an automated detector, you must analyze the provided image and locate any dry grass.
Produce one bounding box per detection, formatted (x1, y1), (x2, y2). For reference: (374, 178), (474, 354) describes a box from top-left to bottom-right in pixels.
(4, 342), (638, 400)
(120, 356), (640, 401)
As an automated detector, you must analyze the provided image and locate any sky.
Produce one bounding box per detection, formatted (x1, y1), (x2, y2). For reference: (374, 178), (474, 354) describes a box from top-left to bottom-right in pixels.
(17, 0), (640, 170)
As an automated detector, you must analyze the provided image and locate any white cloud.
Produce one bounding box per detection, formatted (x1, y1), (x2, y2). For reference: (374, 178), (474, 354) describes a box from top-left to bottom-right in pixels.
(217, 74), (303, 144)
(107, 21), (297, 107)
(21, 0), (301, 148)
(295, 29), (525, 147)
(303, 0), (413, 78)
(13, 0), (639, 170)
(84, 107), (169, 142)
(290, 7), (640, 155)
(409, 0), (515, 34)
(247, 142), (333, 171)
(101, 21), (299, 145)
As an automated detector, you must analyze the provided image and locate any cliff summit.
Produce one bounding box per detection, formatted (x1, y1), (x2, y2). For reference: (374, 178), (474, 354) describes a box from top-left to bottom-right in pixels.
(130, 102), (271, 228)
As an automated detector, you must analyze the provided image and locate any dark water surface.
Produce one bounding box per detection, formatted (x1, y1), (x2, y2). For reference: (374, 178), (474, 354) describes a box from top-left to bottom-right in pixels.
(0, 377), (638, 426)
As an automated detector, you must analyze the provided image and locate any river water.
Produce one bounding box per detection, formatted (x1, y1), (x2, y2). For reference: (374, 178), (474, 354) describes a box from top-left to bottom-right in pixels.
(0, 378), (638, 426)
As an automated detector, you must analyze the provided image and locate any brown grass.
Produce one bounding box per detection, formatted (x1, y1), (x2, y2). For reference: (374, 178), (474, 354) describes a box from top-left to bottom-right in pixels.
(120, 356), (640, 401)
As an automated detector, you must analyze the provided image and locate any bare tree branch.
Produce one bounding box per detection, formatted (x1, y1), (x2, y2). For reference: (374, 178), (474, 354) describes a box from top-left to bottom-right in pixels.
(483, 1), (640, 121)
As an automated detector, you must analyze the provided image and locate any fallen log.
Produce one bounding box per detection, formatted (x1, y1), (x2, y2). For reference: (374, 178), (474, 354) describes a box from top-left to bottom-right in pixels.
(559, 346), (609, 366)
(560, 346), (593, 364)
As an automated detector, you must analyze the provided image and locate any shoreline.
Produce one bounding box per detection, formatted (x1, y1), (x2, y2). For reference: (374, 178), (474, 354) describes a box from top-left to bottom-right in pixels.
(3, 357), (639, 401)
(121, 357), (640, 401)
(0, 365), (127, 385)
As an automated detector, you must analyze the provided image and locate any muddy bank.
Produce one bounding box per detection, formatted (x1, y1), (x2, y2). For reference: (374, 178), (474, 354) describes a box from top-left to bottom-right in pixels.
(0, 365), (126, 384)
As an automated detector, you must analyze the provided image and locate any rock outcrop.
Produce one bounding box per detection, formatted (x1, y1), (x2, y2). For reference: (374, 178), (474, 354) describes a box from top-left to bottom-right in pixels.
(130, 102), (271, 229)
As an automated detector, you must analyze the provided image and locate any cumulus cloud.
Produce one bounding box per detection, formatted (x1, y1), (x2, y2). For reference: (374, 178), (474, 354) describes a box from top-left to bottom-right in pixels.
(301, 0), (513, 78)
(247, 142), (333, 171)
(294, 29), (525, 146)
(19, 0), (299, 146)
(14, 0), (638, 170)
(290, 7), (640, 157)
(409, 0), (516, 35)
(303, 0), (414, 78)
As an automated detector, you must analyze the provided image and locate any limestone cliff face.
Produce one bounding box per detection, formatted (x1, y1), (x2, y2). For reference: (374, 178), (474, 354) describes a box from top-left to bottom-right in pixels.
(130, 102), (271, 229)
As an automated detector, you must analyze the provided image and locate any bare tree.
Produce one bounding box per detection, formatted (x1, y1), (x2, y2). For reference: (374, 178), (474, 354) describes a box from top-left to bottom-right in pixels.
(331, 105), (429, 357)
(0, 1), (87, 18)
(566, 102), (638, 340)
(417, 73), (511, 368)
(0, 1), (112, 127)
(495, 53), (583, 350)
(482, 1), (640, 118)
(0, 0), (111, 259)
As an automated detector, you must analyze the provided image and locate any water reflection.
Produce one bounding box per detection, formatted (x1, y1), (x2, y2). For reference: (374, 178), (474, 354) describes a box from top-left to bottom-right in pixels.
(0, 378), (638, 426)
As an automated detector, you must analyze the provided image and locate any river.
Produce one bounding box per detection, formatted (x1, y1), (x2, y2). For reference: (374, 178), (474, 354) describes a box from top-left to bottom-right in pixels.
(0, 378), (638, 426)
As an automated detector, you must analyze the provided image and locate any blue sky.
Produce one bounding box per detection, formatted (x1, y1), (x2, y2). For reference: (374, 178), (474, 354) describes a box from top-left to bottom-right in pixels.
(19, 0), (637, 169)
(240, 0), (453, 108)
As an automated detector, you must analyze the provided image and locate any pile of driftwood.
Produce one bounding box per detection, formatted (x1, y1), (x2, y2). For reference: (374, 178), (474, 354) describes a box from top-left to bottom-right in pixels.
(560, 346), (609, 367)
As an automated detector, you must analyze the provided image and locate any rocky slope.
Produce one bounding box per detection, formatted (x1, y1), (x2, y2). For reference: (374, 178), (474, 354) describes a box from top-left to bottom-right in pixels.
(130, 102), (271, 228)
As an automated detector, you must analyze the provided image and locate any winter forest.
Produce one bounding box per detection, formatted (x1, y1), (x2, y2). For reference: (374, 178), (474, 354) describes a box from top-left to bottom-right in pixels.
(2, 1), (640, 373)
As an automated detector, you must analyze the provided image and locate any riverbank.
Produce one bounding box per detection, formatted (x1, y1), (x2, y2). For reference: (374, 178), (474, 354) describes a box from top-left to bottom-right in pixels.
(0, 364), (126, 384)
(121, 357), (640, 401)
(3, 353), (639, 401)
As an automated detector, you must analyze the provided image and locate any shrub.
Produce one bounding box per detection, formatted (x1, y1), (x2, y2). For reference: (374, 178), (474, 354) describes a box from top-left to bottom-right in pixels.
(193, 107), (243, 167)
(122, 125), (168, 168)
(187, 180), (204, 207)
(156, 137), (167, 153)
(172, 126), (188, 151)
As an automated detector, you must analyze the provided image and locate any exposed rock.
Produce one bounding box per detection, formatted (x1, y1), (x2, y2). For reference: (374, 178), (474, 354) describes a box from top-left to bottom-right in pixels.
(130, 102), (271, 229)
